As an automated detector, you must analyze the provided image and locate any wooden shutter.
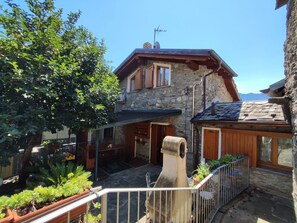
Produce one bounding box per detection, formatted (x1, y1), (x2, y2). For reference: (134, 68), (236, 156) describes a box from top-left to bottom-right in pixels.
(145, 65), (154, 88)
(135, 69), (143, 90)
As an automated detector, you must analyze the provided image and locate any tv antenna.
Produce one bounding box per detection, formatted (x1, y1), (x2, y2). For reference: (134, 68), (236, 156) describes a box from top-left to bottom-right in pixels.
(154, 26), (167, 44)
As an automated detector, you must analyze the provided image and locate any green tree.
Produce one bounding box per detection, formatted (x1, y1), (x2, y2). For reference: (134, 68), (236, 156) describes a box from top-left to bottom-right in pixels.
(0, 0), (119, 184)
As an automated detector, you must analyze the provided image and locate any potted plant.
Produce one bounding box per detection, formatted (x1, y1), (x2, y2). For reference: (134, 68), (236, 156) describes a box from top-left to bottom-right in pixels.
(0, 196), (13, 223)
(1, 163), (92, 223)
(192, 163), (210, 186)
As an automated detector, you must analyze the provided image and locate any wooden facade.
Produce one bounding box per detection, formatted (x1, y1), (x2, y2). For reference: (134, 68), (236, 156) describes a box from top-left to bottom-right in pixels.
(202, 127), (292, 172)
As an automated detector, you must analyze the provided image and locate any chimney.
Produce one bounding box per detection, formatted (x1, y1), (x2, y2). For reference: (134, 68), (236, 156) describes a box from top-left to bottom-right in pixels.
(143, 42), (152, 49)
(211, 102), (216, 115)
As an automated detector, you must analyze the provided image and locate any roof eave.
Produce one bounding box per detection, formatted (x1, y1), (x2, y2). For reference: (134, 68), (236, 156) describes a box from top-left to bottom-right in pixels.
(193, 120), (288, 126)
(275, 0), (288, 9)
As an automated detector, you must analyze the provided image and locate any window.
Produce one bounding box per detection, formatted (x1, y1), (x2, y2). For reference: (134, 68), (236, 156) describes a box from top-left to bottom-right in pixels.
(154, 64), (171, 87)
(156, 66), (170, 87)
(258, 136), (292, 170)
(130, 76), (136, 92)
(104, 127), (113, 140)
(127, 69), (142, 92)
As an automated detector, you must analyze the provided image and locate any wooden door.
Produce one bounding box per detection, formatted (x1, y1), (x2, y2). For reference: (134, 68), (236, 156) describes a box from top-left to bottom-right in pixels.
(151, 125), (175, 165)
(203, 129), (219, 160)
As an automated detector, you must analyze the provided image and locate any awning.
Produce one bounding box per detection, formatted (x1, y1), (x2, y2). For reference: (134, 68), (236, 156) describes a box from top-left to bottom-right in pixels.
(99, 109), (182, 129)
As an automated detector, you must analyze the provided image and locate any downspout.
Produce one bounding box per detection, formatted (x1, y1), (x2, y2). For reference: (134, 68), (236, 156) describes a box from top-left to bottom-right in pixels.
(203, 61), (222, 110)
(191, 82), (199, 153)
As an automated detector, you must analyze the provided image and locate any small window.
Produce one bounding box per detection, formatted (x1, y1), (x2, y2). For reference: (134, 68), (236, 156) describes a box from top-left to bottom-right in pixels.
(104, 127), (113, 140)
(258, 136), (272, 162)
(277, 138), (292, 167)
(257, 135), (292, 170)
(156, 66), (170, 87)
(130, 76), (136, 92)
(127, 69), (143, 92)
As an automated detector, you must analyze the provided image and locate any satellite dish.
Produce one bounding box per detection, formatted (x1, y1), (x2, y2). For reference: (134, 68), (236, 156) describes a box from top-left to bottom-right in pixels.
(154, 41), (160, 49)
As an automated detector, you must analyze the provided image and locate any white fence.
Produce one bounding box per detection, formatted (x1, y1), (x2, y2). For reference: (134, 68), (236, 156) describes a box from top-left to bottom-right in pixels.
(29, 157), (249, 223)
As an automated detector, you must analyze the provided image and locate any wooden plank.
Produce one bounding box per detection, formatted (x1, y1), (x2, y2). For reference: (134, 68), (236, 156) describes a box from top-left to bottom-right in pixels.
(203, 129), (219, 160)
(221, 129), (257, 167)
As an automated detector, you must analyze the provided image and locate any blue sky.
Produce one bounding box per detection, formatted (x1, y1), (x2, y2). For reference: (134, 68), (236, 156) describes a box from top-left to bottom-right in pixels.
(22, 0), (287, 93)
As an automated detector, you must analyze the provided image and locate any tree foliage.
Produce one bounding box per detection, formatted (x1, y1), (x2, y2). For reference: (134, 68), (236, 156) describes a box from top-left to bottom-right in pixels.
(0, 0), (119, 165)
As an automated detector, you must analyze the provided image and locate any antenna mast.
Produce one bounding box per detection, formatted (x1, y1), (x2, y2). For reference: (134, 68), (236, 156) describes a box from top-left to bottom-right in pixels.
(154, 26), (167, 44)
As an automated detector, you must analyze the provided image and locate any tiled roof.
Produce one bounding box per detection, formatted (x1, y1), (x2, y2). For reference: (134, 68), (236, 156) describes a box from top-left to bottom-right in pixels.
(192, 101), (285, 123)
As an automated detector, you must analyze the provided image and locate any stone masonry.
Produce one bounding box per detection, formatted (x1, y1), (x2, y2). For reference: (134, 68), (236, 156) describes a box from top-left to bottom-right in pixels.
(116, 60), (233, 171)
(284, 0), (297, 215)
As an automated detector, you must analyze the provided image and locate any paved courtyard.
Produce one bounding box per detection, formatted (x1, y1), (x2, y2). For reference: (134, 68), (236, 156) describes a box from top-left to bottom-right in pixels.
(213, 188), (296, 223)
(92, 163), (296, 223)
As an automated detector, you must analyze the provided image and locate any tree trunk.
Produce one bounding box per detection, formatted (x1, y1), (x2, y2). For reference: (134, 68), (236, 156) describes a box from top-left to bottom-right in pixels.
(18, 134), (42, 186)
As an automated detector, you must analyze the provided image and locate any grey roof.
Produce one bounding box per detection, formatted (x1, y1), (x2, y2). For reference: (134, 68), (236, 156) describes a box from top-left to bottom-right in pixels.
(260, 79), (285, 97)
(192, 101), (285, 123)
(100, 109), (182, 129)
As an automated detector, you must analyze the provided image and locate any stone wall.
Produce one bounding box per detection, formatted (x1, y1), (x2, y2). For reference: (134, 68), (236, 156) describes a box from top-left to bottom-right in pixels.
(284, 0), (297, 214)
(250, 167), (292, 199)
(115, 60), (234, 172)
(117, 61), (233, 151)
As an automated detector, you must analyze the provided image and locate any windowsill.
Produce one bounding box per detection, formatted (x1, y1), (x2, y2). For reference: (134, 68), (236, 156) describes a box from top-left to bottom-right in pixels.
(126, 85), (171, 93)
(154, 85), (171, 89)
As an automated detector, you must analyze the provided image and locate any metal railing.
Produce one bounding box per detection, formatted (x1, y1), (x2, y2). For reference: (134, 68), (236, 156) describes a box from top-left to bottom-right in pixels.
(29, 157), (249, 223)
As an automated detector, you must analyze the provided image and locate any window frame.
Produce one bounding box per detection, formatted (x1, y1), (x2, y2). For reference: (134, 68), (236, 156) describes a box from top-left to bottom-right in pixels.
(153, 63), (171, 88)
(127, 69), (143, 92)
(257, 134), (292, 171)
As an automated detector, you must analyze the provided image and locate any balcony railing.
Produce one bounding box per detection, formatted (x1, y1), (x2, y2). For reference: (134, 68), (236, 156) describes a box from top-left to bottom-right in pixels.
(29, 157), (249, 223)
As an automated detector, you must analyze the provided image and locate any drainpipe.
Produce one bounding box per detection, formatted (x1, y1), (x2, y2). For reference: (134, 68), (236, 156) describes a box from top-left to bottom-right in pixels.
(203, 61), (222, 110)
(191, 82), (199, 153)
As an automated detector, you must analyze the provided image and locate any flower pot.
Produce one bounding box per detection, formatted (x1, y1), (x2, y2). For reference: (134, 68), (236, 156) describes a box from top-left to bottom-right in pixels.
(0, 209), (13, 223)
(13, 190), (89, 223)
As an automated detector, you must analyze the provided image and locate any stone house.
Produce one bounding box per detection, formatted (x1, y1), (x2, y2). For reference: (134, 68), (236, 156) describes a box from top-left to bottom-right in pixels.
(98, 48), (240, 171)
(276, 0), (297, 214)
(192, 100), (293, 197)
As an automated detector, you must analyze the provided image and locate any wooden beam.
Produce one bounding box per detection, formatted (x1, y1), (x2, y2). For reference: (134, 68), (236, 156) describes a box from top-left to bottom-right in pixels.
(268, 96), (290, 104)
(186, 60), (199, 71)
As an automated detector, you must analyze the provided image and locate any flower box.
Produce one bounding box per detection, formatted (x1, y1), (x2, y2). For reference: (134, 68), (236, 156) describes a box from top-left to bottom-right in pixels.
(13, 190), (89, 223)
(0, 209), (13, 223)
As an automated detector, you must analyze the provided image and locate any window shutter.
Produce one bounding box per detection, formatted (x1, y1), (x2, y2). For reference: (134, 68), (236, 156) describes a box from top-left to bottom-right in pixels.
(135, 69), (143, 90)
(145, 65), (154, 88)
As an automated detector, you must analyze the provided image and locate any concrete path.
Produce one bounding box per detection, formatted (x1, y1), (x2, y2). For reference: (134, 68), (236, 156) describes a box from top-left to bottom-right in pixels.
(213, 188), (296, 223)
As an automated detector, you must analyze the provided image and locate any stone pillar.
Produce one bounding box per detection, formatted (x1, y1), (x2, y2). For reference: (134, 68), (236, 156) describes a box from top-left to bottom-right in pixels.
(284, 0), (297, 216)
(147, 136), (192, 222)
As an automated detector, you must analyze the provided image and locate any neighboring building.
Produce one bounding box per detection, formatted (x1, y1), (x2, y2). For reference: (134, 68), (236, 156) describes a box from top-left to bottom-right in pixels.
(276, 0), (297, 214)
(192, 100), (293, 197)
(99, 48), (240, 170)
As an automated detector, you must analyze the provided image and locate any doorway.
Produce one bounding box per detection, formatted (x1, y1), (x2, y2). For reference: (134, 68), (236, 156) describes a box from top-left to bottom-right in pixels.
(202, 128), (220, 160)
(151, 124), (175, 165)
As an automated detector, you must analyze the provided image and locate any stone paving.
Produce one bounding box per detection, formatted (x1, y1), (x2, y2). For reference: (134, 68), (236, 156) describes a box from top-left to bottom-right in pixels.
(91, 164), (296, 223)
(92, 164), (162, 223)
(213, 188), (296, 223)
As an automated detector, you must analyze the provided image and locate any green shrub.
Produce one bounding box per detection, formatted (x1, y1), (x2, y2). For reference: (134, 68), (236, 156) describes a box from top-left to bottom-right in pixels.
(0, 196), (11, 219)
(33, 162), (86, 187)
(1, 165), (92, 216)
